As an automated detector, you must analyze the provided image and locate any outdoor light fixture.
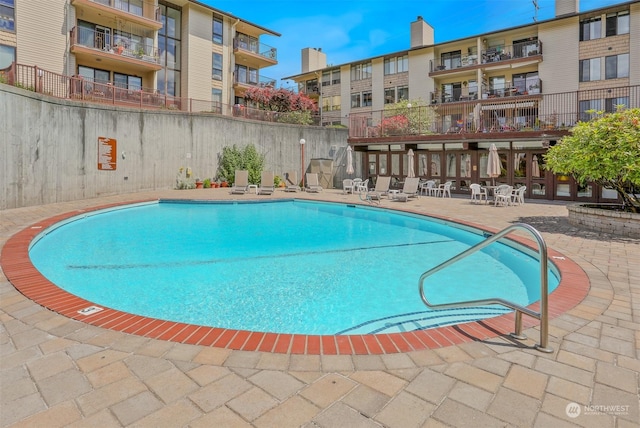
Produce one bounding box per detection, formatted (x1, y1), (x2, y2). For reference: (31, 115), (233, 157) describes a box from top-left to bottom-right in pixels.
(299, 138), (306, 188)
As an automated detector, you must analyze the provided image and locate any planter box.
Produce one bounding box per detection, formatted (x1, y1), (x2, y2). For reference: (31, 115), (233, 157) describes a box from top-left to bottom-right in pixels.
(567, 203), (640, 239)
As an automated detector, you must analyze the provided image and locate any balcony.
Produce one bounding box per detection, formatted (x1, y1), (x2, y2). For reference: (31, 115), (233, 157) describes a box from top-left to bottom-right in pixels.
(70, 26), (162, 72)
(348, 85), (639, 139)
(233, 74), (277, 92)
(431, 79), (542, 104)
(233, 38), (277, 69)
(430, 40), (543, 74)
(71, 0), (162, 30)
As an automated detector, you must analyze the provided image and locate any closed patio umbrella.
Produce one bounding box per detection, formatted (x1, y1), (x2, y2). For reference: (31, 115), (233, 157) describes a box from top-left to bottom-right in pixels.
(346, 146), (354, 175)
(420, 154), (428, 175)
(487, 143), (501, 185)
(532, 154), (540, 178)
(407, 149), (415, 178)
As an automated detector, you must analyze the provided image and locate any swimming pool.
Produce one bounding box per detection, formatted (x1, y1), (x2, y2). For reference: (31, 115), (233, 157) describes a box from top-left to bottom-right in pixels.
(28, 200), (559, 336)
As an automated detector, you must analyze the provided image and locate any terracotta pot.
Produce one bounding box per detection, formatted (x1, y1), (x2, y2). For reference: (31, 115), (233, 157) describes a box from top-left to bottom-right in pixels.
(195, 181), (203, 189)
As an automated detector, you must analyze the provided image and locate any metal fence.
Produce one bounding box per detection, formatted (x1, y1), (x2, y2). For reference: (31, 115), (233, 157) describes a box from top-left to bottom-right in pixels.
(1, 62), (320, 125)
(349, 85), (640, 138)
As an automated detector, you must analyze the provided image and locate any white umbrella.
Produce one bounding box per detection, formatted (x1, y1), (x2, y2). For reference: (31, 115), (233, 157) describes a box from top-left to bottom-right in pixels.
(532, 155), (540, 178)
(407, 149), (415, 178)
(346, 146), (354, 175)
(487, 143), (501, 185)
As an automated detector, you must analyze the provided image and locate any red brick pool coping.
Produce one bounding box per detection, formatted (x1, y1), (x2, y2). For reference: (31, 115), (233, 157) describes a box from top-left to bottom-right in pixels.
(1, 199), (590, 355)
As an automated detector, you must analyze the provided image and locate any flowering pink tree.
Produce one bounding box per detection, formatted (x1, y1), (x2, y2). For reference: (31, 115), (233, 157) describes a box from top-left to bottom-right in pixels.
(379, 115), (409, 135)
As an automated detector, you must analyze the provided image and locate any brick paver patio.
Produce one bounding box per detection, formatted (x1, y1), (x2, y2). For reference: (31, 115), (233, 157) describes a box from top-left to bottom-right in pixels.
(1, 189), (638, 427)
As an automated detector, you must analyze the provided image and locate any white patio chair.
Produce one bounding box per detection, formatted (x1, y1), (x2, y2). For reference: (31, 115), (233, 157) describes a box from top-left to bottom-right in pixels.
(342, 178), (355, 194)
(420, 180), (436, 196)
(356, 179), (369, 193)
(494, 185), (513, 206)
(436, 181), (452, 198)
(470, 183), (488, 204)
(511, 186), (527, 205)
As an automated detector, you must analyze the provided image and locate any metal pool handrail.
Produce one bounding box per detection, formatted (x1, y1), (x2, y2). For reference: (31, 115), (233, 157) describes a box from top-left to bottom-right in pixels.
(418, 223), (553, 353)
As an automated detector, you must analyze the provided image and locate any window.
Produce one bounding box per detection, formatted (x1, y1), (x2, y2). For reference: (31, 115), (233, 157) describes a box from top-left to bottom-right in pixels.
(605, 96), (629, 112)
(579, 58), (601, 82)
(513, 72), (539, 95)
(397, 55), (408, 73)
(362, 91), (372, 107)
(212, 15), (223, 44)
(212, 53), (222, 80)
(158, 3), (181, 96)
(397, 86), (408, 101)
(579, 99), (601, 121)
(384, 58), (396, 75)
(236, 33), (258, 54)
(113, 72), (141, 90)
(384, 88), (396, 104)
(351, 93), (361, 108)
(331, 69), (340, 84)
(489, 76), (505, 96)
(0, 44), (15, 68)
(115, 0), (143, 16)
(211, 88), (222, 113)
(605, 53), (629, 79)
(441, 51), (461, 70)
(322, 70), (331, 86)
(606, 11), (629, 36)
(580, 16), (601, 41)
(0, 0), (15, 31)
(350, 62), (372, 81)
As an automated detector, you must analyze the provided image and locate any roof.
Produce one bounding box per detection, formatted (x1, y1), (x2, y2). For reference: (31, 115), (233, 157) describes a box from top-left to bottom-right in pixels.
(282, 0), (638, 80)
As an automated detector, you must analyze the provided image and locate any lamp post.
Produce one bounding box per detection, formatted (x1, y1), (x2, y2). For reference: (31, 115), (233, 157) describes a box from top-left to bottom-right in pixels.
(299, 138), (306, 189)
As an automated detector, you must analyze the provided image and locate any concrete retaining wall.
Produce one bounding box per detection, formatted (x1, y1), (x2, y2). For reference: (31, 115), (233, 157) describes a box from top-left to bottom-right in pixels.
(567, 203), (640, 239)
(0, 85), (350, 210)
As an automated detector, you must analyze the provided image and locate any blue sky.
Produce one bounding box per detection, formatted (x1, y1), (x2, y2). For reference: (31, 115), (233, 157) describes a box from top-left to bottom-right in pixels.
(201, 0), (626, 88)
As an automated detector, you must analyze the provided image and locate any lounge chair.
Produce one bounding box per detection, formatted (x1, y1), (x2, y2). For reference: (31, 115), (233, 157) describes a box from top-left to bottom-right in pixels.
(306, 173), (323, 193)
(392, 177), (420, 202)
(284, 171), (300, 192)
(258, 171), (275, 195)
(367, 176), (391, 201)
(230, 170), (249, 194)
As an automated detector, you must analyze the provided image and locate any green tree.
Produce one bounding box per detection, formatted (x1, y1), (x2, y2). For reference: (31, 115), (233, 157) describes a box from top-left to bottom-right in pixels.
(217, 144), (265, 184)
(378, 99), (437, 136)
(544, 107), (640, 212)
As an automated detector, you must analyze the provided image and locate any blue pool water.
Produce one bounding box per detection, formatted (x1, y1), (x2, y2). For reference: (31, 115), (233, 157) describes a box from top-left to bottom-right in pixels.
(29, 200), (559, 335)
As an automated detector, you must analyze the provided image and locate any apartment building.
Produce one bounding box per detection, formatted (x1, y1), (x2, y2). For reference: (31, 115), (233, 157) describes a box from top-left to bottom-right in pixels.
(286, 0), (640, 202)
(0, 0), (280, 109)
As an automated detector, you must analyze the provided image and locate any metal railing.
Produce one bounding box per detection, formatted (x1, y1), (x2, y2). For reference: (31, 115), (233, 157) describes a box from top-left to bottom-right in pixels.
(418, 223), (553, 352)
(83, 0), (162, 23)
(350, 85), (640, 137)
(70, 26), (160, 65)
(234, 73), (277, 88)
(233, 37), (277, 61)
(0, 63), (320, 125)
(431, 40), (542, 72)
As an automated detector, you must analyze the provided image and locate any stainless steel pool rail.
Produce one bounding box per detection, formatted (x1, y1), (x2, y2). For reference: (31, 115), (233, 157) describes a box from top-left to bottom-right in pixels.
(418, 223), (553, 353)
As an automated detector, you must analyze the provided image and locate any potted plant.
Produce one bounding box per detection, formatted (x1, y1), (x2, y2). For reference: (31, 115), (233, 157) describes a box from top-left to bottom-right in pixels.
(203, 178), (212, 188)
(195, 178), (203, 189)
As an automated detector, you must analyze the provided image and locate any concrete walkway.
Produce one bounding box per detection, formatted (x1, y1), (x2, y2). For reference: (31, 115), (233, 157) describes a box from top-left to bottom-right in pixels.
(1, 189), (638, 427)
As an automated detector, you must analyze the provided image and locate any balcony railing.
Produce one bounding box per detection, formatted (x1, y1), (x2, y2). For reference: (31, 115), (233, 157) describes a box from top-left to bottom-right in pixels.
(349, 85), (639, 138)
(234, 73), (277, 88)
(430, 40), (542, 72)
(70, 26), (159, 65)
(431, 79), (542, 104)
(233, 38), (277, 61)
(1, 63), (320, 126)
(78, 0), (162, 24)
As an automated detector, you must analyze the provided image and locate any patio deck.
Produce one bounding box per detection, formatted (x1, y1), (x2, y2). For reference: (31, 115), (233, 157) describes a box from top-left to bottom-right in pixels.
(1, 188), (638, 427)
